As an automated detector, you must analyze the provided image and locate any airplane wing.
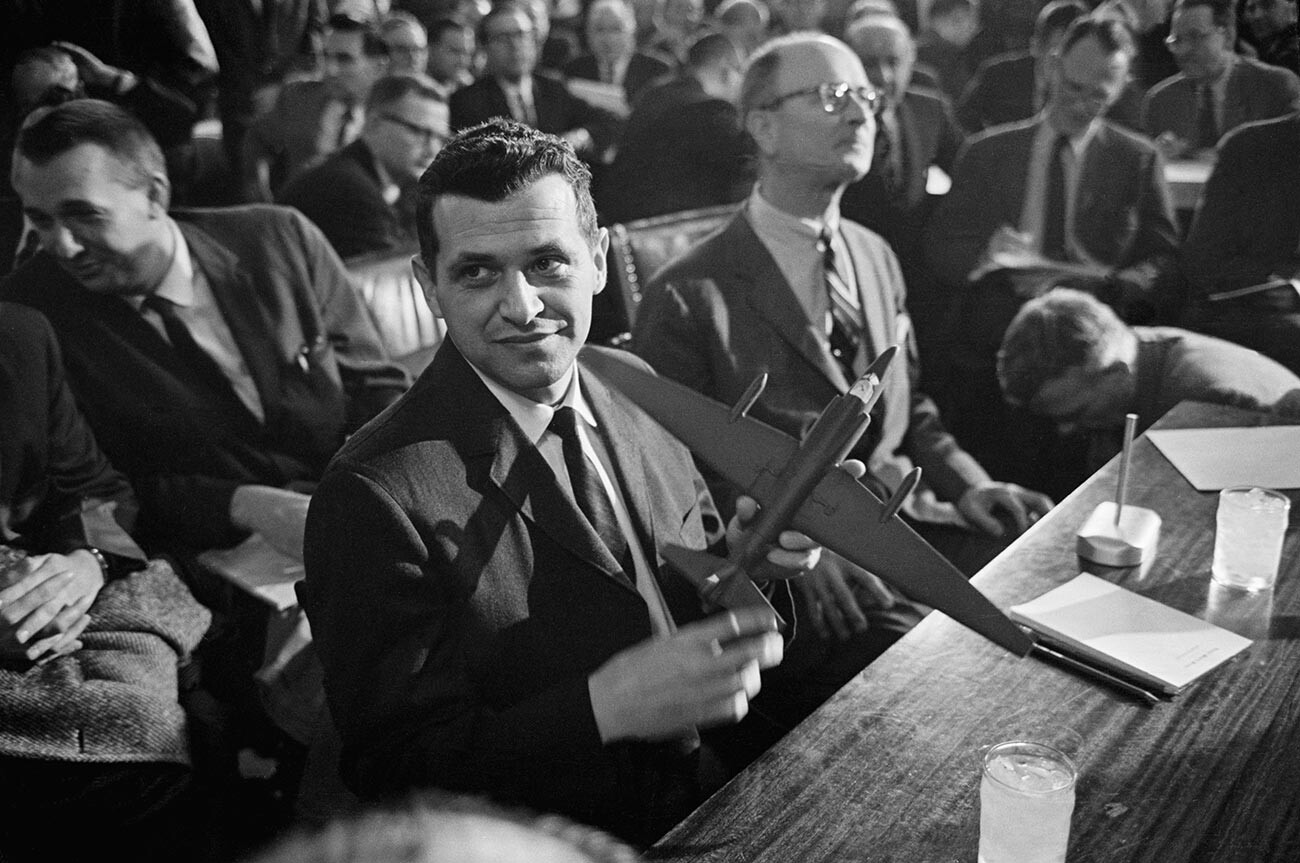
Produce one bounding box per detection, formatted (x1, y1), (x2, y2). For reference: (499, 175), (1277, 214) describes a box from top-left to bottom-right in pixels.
(582, 348), (1034, 656)
(794, 467), (1034, 655)
(581, 348), (799, 507)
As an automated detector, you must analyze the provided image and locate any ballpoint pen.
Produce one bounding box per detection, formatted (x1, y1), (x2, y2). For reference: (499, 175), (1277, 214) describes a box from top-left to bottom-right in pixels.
(1030, 638), (1163, 707)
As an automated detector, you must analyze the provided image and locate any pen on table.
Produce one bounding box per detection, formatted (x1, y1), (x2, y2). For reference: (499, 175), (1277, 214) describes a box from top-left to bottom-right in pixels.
(1030, 638), (1162, 707)
(1114, 413), (1137, 527)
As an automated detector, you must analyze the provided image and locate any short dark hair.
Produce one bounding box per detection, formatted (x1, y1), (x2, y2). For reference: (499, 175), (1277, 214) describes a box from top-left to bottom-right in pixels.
(1174, 0), (1237, 35)
(997, 288), (1128, 406)
(478, 1), (532, 43)
(365, 73), (446, 112)
(1058, 14), (1137, 59)
(327, 12), (390, 56)
(686, 30), (742, 70)
(14, 99), (165, 189)
(430, 16), (474, 43)
(415, 119), (598, 268)
(929, 0), (974, 20)
(1033, 0), (1089, 52)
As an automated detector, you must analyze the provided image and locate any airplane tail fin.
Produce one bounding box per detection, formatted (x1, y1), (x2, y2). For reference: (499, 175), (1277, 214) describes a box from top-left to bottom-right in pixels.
(662, 545), (786, 631)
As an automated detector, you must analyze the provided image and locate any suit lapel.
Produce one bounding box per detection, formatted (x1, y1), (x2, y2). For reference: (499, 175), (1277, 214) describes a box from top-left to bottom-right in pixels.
(178, 219), (281, 422)
(727, 214), (851, 392)
(436, 344), (635, 591)
(580, 364), (658, 562)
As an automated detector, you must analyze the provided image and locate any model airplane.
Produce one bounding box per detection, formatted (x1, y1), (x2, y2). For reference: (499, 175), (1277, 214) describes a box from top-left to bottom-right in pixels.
(582, 346), (1035, 656)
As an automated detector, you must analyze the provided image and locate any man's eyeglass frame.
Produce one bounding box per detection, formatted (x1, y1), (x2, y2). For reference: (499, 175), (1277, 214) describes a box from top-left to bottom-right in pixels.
(760, 82), (883, 116)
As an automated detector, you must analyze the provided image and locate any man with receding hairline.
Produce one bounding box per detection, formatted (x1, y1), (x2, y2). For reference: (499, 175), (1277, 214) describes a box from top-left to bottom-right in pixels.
(635, 34), (1051, 719)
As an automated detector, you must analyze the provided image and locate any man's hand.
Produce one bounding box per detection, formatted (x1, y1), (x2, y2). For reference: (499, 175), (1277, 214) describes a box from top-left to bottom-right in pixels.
(52, 41), (134, 94)
(725, 495), (822, 579)
(957, 482), (1054, 537)
(794, 556), (894, 641)
(0, 550), (104, 661)
(230, 485), (311, 560)
(588, 608), (782, 743)
(560, 128), (595, 154)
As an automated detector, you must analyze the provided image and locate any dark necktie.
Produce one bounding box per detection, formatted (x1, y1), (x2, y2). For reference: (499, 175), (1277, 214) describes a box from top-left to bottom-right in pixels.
(1041, 134), (1070, 261)
(143, 294), (242, 407)
(819, 228), (864, 381)
(873, 113), (901, 196)
(1195, 84), (1220, 150)
(550, 406), (634, 578)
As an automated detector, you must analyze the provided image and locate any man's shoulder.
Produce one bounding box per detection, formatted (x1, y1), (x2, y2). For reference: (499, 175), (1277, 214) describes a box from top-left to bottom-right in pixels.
(1232, 56), (1300, 89)
(1092, 119), (1160, 157)
(1144, 71), (1190, 105)
(279, 145), (381, 204)
(959, 117), (1037, 157)
(646, 211), (748, 285)
(973, 50), (1034, 79)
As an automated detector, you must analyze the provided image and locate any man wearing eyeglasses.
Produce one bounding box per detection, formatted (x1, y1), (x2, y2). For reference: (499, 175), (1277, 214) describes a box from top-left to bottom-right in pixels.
(450, 1), (619, 161)
(634, 34), (1052, 719)
(1141, 0), (1300, 158)
(925, 16), (1179, 497)
(281, 74), (450, 259)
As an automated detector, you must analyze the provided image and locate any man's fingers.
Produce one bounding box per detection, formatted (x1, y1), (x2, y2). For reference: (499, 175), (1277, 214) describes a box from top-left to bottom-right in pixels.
(0, 557), (59, 608)
(677, 608), (778, 645)
(838, 459), (867, 480)
(44, 592), (96, 640)
(734, 495), (759, 524)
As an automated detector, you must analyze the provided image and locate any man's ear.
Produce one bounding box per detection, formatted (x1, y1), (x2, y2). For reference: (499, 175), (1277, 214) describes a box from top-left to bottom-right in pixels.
(412, 254), (443, 318)
(746, 109), (774, 155)
(147, 173), (171, 215)
(592, 226), (610, 296)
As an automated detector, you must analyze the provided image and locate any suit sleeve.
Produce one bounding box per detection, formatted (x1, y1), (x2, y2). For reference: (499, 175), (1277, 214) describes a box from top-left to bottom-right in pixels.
(24, 312), (145, 563)
(1182, 129), (1279, 293)
(300, 466), (609, 800)
(279, 165), (396, 260)
(288, 209), (410, 427)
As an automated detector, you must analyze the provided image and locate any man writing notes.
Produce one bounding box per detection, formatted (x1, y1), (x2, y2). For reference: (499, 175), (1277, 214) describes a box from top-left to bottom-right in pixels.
(632, 34), (1051, 707)
(299, 120), (819, 846)
(923, 16), (1179, 494)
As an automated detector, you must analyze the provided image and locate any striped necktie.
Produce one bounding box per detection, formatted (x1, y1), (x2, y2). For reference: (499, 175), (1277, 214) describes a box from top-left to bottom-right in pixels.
(819, 227), (864, 380)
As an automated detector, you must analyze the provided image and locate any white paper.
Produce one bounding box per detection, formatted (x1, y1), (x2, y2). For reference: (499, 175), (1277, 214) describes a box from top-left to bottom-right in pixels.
(1010, 573), (1251, 694)
(197, 534), (303, 612)
(1147, 426), (1300, 490)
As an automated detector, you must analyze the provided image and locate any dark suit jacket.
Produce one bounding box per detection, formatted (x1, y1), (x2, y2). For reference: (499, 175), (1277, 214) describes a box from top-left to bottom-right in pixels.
(564, 50), (674, 105)
(925, 118), (1180, 311)
(1184, 111), (1300, 296)
(278, 138), (411, 260)
(450, 71), (621, 153)
(0, 304), (143, 563)
(299, 341), (726, 843)
(840, 87), (963, 259)
(602, 75), (755, 224)
(0, 206), (407, 553)
(956, 51), (1145, 135)
(632, 209), (988, 509)
(1141, 57), (1300, 145)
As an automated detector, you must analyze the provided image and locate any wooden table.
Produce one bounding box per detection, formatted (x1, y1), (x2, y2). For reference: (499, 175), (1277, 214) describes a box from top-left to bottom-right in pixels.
(650, 401), (1300, 863)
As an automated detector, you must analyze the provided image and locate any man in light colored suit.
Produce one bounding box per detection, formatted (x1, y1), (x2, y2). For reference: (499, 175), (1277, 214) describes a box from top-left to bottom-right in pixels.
(300, 119), (818, 846)
(634, 34), (1050, 682)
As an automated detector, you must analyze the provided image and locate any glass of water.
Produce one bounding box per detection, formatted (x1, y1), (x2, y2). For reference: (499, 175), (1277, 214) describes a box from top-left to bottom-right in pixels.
(1212, 487), (1290, 592)
(979, 741), (1077, 863)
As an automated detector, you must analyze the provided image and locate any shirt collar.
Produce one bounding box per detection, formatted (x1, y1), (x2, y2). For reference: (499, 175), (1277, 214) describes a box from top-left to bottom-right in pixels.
(1039, 112), (1101, 157)
(467, 359), (597, 444)
(128, 218), (193, 309)
(747, 184), (840, 242)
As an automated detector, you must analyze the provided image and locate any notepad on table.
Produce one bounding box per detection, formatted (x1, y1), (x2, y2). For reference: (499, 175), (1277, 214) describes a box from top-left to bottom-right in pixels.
(1009, 573), (1252, 695)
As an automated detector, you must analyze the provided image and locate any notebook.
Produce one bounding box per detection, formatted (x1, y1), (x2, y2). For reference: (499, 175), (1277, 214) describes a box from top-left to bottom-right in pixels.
(197, 534), (303, 612)
(1009, 573), (1252, 695)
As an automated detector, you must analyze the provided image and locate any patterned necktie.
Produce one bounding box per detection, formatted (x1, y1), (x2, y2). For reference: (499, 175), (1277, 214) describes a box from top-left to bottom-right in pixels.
(819, 227), (864, 381)
(549, 406), (634, 578)
(143, 294), (242, 407)
(1041, 134), (1070, 261)
(1195, 84), (1220, 150)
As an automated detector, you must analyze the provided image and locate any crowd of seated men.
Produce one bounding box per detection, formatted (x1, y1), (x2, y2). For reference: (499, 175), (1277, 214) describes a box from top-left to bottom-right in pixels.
(1, 0), (1298, 860)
